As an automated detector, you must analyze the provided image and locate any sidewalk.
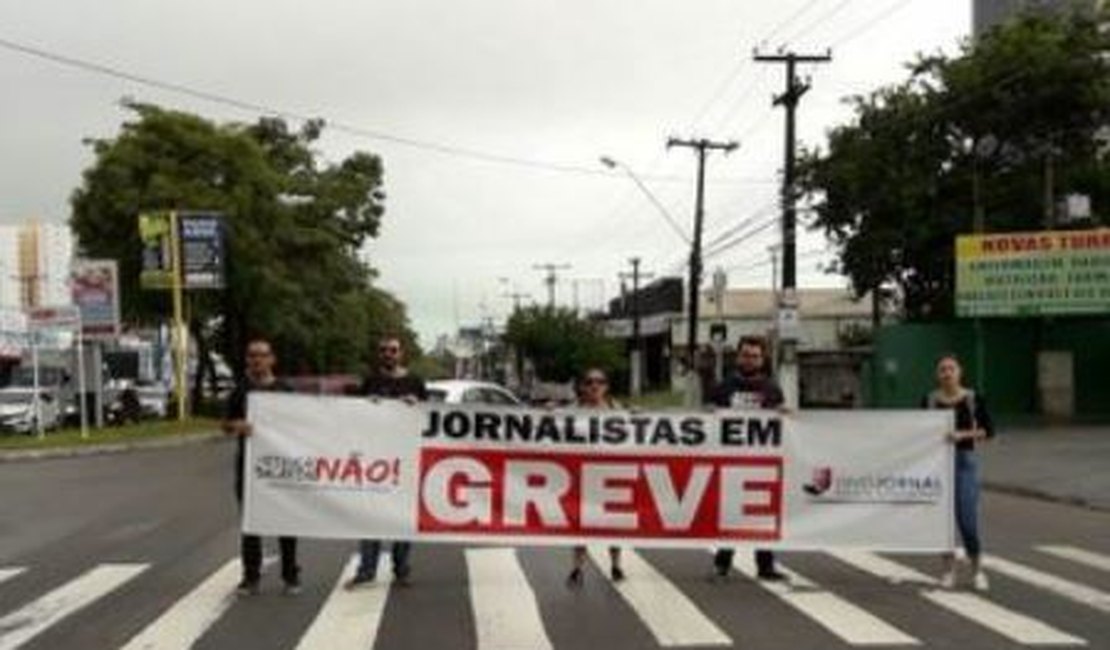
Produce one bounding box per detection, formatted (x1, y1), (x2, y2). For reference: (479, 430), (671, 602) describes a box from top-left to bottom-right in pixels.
(979, 425), (1110, 511)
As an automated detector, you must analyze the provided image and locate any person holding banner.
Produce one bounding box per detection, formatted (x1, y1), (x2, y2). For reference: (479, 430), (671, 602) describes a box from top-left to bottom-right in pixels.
(924, 353), (995, 591)
(345, 335), (428, 589)
(222, 338), (300, 596)
(706, 335), (788, 582)
(566, 367), (625, 587)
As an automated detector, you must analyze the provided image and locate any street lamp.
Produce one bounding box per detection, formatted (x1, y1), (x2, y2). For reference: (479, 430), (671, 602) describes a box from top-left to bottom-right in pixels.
(599, 157), (690, 244)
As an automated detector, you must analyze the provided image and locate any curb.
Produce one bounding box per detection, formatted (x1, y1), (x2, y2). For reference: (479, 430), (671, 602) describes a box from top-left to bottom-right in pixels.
(0, 430), (225, 462)
(983, 481), (1110, 513)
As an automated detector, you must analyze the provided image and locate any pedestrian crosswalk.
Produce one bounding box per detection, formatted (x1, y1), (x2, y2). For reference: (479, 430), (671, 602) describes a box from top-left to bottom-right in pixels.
(830, 551), (1086, 646)
(0, 563), (147, 650)
(0, 545), (1107, 650)
(590, 547), (730, 647)
(295, 555), (391, 650)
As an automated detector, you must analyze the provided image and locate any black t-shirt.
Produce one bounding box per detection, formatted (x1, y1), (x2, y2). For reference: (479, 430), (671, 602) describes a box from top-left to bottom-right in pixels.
(707, 372), (785, 410)
(922, 390), (995, 451)
(353, 372), (428, 401)
(225, 377), (293, 472)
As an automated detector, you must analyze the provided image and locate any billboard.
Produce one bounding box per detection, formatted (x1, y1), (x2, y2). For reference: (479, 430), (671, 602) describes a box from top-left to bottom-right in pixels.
(139, 211), (226, 290)
(70, 259), (121, 339)
(178, 212), (225, 290)
(956, 229), (1110, 317)
(139, 211), (174, 289)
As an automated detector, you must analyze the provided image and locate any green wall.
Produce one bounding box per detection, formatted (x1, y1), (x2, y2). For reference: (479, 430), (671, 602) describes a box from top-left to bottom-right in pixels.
(869, 318), (1109, 419)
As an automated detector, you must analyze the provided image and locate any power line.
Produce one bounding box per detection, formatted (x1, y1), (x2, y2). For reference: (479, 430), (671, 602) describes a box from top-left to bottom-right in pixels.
(779, 0), (856, 46)
(829, 0), (917, 49)
(703, 216), (780, 262)
(725, 247), (828, 274)
(760, 0), (827, 47)
(702, 204), (779, 253)
(0, 35), (776, 185)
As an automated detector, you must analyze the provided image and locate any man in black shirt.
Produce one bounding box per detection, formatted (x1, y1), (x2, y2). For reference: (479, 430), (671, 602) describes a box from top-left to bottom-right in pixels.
(223, 338), (299, 596)
(706, 335), (788, 582)
(345, 335), (427, 589)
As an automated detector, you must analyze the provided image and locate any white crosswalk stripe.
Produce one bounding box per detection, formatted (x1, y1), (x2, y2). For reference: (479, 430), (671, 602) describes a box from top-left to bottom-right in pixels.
(831, 550), (1087, 646)
(1036, 545), (1110, 574)
(118, 556), (273, 650)
(2, 548), (1108, 649)
(0, 563), (148, 650)
(586, 546), (730, 647)
(465, 548), (553, 650)
(731, 553), (921, 646)
(295, 554), (391, 650)
(984, 554), (1110, 614)
(0, 568), (26, 586)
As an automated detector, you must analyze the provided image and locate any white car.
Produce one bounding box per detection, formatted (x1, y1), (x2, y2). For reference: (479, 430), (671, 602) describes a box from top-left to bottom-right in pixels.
(426, 380), (522, 406)
(0, 388), (62, 434)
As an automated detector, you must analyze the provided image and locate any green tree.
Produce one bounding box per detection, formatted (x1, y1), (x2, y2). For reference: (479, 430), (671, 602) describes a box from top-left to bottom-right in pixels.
(504, 306), (625, 383)
(70, 103), (417, 397)
(799, 10), (1109, 319)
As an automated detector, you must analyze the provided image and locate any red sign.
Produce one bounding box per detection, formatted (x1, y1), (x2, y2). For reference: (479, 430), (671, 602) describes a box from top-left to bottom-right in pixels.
(417, 448), (783, 541)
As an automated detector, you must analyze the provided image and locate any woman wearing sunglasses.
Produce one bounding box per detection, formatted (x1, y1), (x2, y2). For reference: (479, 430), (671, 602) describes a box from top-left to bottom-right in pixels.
(566, 367), (625, 587)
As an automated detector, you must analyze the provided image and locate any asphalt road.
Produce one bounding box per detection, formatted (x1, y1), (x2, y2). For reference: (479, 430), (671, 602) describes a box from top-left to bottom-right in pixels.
(1, 442), (1107, 650)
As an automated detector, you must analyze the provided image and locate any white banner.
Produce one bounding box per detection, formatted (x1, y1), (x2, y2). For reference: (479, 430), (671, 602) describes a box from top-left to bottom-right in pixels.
(244, 394), (955, 551)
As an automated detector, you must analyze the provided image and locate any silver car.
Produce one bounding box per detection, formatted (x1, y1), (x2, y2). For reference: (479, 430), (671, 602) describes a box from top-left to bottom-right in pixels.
(0, 388), (62, 434)
(426, 380), (522, 406)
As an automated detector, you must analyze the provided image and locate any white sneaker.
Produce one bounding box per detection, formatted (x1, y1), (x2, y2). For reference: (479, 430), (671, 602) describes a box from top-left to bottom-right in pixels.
(939, 570), (957, 589)
(972, 571), (990, 592)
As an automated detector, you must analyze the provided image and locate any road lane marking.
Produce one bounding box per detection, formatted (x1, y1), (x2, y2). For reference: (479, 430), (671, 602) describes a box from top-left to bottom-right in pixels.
(984, 555), (1110, 615)
(925, 592), (1086, 646)
(119, 556), (274, 650)
(587, 547), (730, 647)
(728, 553), (919, 646)
(0, 568), (26, 586)
(465, 548), (553, 650)
(295, 555), (391, 650)
(831, 551), (1086, 646)
(1037, 546), (1110, 574)
(0, 563), (147, 650)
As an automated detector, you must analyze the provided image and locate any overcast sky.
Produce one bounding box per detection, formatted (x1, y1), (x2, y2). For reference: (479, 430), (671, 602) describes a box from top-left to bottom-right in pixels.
(0, 0), (970, 345)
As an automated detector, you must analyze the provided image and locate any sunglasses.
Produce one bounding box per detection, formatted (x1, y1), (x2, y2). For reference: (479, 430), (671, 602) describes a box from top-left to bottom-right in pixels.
(379, 346), (400, 353)
(583, 377), (608, 386)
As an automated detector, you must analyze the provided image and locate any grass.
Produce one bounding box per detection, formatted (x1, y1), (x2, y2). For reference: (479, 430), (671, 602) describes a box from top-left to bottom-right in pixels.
(0, 418), (220, 451)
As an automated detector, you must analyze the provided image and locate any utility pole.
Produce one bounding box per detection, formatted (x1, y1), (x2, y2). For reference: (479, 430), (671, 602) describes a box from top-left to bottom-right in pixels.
(668, 137), (739, 404)
(502, 291), (531, 313)
(620, 258), (654, 397)
(755, 49), (831, 410)
(533, 263), (571, 308)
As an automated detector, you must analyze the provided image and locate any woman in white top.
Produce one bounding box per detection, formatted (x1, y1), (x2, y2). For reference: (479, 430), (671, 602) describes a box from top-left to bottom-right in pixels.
(566, 367), (625, 587)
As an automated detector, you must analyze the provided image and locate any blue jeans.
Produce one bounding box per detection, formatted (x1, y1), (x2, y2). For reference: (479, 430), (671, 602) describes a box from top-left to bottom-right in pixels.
(955, 449), (982, 559)
(356, 540), (412, 579)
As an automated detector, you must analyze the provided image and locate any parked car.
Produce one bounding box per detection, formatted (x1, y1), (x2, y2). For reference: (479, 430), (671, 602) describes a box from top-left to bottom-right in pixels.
(0, 387), (62, 434)
(426, 380), (522, 406)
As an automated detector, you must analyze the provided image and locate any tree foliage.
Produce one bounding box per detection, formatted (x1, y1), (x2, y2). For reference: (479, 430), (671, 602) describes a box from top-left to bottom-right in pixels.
(70, 103), (417, 382)
(799, 10), (1110, 319)
(504, 306), (625, 383)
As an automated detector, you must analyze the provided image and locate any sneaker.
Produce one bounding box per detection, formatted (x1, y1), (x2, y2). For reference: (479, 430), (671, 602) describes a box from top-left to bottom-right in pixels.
(282, 580), (302, 596)
(343, 574), (376, 591)
(757, 569), (789, 582)
(939, 570), (957, 590)
(566, 567), (584, 588)
(236, 579), (260, 596)
(972, 571), (990, 592)
(610, 566), (625, 582)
